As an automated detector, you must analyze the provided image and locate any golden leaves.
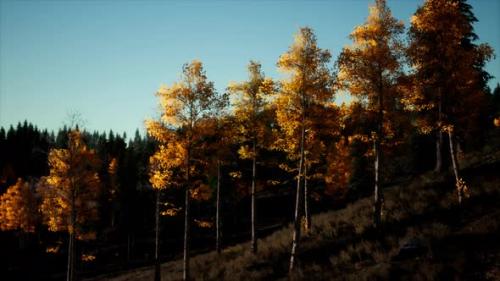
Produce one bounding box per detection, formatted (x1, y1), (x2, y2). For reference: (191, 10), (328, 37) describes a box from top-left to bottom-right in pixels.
(161, 208), (181, 217)
(194, 219), (213, 229)
(494, 117), (500, 127)
(148, 142), (186, 190)
(229, 171), (242, 179)
(456, 178), (470, 204)
(38, 130), (101, 236)
(190, 183), (211, 201)
(81, 253), (96, 262)
(0, 178), (37, 232)
(237, 145), (254, 160)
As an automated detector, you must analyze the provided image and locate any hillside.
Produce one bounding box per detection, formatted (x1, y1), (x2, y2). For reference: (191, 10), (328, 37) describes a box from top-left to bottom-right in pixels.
(87, 149), (500, 281)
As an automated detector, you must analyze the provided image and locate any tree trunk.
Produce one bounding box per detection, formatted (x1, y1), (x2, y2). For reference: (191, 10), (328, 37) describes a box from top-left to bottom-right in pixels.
(289, 108), (306, 273)
(373, 88), (384, 229)
(434, 95), (443, 172)
(303, 162), (311, 233)
(154, 189), (161, 281)
(251, 138), (257, 254)
(216, 160), (222, 254)
(127, 232), (132, 263)
(67, 231), (74, 281)
(183, 149), (191, 281)
(448, 130), (463, 203)
(373, 139), (383, 228)
(67, 192), (76, 281)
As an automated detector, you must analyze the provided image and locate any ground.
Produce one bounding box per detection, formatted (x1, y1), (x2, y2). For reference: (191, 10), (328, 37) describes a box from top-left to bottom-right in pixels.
(87, 149), (500, 281)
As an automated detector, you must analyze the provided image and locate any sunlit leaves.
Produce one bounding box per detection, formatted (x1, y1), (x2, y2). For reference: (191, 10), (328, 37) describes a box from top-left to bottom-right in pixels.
(194, 219), (213, 229)
(337, 0), (403, 104)
(406, 0), (493, 138)
(37, 130), (101, 237)
(228, 60), (275, 156)
(0, 178), (38, 232)
(274, 27), (335, 161)
(148, 142), (185, 190)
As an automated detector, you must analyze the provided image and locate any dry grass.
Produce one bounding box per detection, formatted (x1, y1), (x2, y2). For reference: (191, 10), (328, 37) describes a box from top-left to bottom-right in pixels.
(88, 150), (500, 281)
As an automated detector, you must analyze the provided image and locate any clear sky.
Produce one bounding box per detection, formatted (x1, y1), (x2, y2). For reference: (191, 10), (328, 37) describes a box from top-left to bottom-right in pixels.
(1, 0), (499, 138)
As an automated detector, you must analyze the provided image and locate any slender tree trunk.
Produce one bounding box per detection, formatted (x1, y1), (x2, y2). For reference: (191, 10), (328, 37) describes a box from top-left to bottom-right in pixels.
(373, 90), (384, 229)
(154, 189), (161, 281)
(127, 232), (132, 263)
(67, 231), (74, 281)
(289, 108), (306, 273)
(303, 161), (311, 233)
(67, 192), (76, 281)
(434, 94), (443, 172)
(448, 131), (460, 182)
(373, 139), (382, 228)
(183, 148), (191, 281)
(251, 138), (257, 254)
(448, 129), (462, 203)
(216, 160), (222, 254)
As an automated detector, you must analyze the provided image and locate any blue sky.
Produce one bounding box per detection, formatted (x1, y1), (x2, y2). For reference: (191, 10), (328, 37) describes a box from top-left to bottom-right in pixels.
(1, 0), (499, 138)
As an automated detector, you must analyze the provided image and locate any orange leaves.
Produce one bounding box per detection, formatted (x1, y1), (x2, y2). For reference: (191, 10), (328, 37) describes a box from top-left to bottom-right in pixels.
(228, 60), (274, 159)
(237, 145), (254, 160)
(81, 253), (96, 262)
(189, 183), (211, 201)
(274, 27), (334, 164)
(148, 142), (185, 190)
(38, 130), (101, 237)
(338, 0), (403, 101)
(0, 178), (37, 232)
(194, 219), (213, 229)
(494, 117), (500, 127)
(324, 140), (351, 197)
(406, 0), (493, 146)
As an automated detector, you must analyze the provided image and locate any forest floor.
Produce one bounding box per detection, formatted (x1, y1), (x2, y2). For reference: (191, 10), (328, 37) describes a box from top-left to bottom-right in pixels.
(88, 149), (500, 281)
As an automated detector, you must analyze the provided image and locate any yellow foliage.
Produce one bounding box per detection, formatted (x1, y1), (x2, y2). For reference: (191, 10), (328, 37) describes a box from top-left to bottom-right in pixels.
(81, 254), (96, 262)
(275, 27), (335, 165)
(229, 171), (242, 179)
(456, 178), (470, 203)
(493, 117), (500, 127)
(324, 139), (351, 197)
(46, 245), (60, 254)
(228, 60), (275, 163)
(161, 208), (181, 217)
(38, 130), (101, 237)
(190, 183), (211, 201)
(194, 219), (213, 229)
(0, 178), (37, 232)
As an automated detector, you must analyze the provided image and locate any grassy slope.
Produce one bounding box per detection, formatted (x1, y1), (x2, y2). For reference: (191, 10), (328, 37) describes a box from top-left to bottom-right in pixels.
(89, 149), (500, 281)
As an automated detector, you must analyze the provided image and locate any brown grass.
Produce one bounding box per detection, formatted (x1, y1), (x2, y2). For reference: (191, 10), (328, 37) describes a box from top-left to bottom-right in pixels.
(88, 150), (500, 281)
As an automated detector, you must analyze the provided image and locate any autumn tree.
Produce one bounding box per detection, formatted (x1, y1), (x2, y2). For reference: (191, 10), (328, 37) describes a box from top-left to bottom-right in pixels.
(147, 60), (225, 280)
(337, 0), (404, 228)
(405, 0), (493, 202)
(146, 131), (184, 281)
(0, 178), (38, 233)
(206, 111), (231, 254)
(38, 130), (101, 281)
(227, 60), (274, 253)
(274, 27), (334, 272)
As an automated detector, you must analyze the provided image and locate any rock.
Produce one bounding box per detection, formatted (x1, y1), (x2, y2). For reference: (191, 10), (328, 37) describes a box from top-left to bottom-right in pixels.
(392, 237), (428, 261)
